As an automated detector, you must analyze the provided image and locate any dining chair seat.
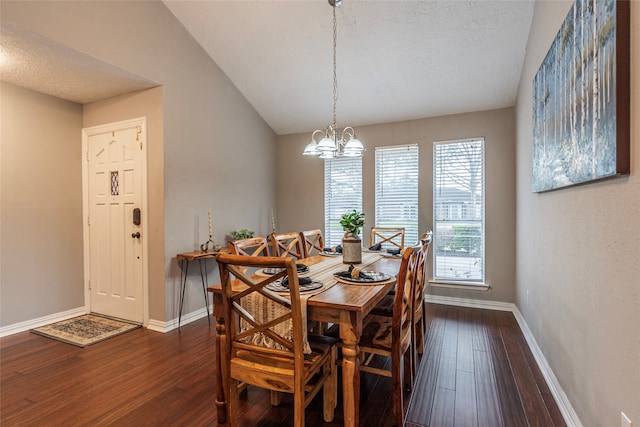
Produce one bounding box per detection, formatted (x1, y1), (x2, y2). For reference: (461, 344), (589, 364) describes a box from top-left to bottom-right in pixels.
(216, 254), (337, 427)
(328, 246), (418, 427)
(358, 245), (420, 427)
(369, 294), (395, 316)
(370, 231), (431, 378)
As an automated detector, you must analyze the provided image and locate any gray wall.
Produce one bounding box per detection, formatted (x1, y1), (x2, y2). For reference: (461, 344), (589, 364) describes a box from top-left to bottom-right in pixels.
(1, 83), (84, 324)
(1, 0), (277, 326)
(515, 1), (640, 425)
(277, 107), (517, 303)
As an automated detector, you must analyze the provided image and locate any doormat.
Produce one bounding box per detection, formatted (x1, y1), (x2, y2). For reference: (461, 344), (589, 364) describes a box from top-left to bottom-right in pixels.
(31, 314), (141, 347)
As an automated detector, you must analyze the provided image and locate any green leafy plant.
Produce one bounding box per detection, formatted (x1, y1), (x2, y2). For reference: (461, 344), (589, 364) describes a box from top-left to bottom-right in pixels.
(339, 210), (365, 235)
(230, 229), (255, 240)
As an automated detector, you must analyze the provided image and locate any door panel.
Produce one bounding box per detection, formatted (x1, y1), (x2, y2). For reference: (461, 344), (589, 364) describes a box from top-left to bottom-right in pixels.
(86, 123), (143, 323)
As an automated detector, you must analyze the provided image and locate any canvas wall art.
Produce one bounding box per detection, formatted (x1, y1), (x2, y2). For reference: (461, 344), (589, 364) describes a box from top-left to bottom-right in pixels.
(532, 0), (629, 192)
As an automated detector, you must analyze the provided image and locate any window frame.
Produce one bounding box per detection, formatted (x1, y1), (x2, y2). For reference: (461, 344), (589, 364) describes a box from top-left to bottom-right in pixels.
(324, 156), (363, 247)
(432, 138), (486, 287)
(374, 144), (419, 247)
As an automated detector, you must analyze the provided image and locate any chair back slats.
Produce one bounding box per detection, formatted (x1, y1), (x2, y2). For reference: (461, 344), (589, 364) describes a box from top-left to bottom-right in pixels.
(217, 254), (303, 359)
(229, 236), (271, 257)
(215, 252), (337, 426)
(413, 231), (432, 309)
(410, 230), (432, 371)
(270, 232), (304, 259)
(393, 246), (417, 353)
(300, 229), (324, 258)
(371, 227), (406, 250)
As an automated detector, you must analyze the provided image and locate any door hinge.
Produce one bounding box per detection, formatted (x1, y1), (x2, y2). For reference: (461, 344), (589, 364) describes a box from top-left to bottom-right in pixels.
(140, 142), (143, 150)
(87, 215), (90, 226)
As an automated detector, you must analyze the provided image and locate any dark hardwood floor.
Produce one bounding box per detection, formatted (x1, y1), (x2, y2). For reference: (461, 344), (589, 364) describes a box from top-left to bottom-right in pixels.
(0, 304), (565, 426)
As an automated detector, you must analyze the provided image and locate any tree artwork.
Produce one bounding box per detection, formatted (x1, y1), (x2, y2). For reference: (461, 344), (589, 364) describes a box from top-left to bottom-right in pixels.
(532, 0), (629, 192)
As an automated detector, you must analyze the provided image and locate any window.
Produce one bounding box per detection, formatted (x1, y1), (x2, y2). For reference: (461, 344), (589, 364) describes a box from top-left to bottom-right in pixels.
(433, 138), (485, 283)
(374, 145), (419, 246)
(324, 156), (362, 246)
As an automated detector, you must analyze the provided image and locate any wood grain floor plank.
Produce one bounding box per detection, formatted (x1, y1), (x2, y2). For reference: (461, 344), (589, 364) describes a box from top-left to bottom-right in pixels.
(474, 348), (504, 427)
(454, 369), (478, 427)
(1, 304), (566, 427)
(489, 334), (528, 426)
(405, 304), (447, 426)
(500, 321), (555, 426)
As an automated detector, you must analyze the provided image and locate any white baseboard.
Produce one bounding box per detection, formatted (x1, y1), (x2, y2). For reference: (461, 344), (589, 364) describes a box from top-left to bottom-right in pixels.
(0, 307), (87, 337)
(1, 306), (213, 337)
(425, 294), (515, 311)
(511, 307), (583, 427)
(146, 306), (212, 333)
(425, 294), (582, 427)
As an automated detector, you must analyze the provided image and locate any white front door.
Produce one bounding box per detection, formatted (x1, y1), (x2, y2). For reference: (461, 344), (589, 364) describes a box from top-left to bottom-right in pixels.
(82, 118), (147, 323)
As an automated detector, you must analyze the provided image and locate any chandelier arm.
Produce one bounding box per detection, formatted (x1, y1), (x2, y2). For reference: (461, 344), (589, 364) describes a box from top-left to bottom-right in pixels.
(342, 126), (355, 140)
(302, 0), (363, 159)
(312, 129), (325, 142)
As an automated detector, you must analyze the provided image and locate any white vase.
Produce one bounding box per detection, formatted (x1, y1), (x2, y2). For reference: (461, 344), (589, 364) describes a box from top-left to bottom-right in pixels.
(342, 231), (362, 264)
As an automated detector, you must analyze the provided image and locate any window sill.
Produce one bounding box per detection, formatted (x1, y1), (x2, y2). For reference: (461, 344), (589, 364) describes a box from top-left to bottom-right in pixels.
(428, 280), (490, 291)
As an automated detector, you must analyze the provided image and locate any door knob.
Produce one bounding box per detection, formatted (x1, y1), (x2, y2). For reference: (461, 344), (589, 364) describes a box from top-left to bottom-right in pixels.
(131, 232), (141, 239)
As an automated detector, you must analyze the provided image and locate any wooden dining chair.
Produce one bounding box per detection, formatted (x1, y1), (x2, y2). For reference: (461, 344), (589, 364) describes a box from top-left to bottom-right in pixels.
(357, 245), (421, 427)
(270, 231), (305, 259)
(300, 229), (325, 258)
(369, 231), (430, 378)
(370, 227), (405, 250)
(228, 236), (270, 257)
(216, 253), (337, 427)
(412, 231), (432, 364)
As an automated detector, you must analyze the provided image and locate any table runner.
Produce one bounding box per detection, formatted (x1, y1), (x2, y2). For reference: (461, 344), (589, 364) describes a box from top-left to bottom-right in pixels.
(241, 252), (385, 353)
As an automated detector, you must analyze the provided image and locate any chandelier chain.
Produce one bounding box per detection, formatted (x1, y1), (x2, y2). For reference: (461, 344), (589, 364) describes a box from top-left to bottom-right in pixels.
(301, 0), (364, 158)
(332, 4), (338, 132)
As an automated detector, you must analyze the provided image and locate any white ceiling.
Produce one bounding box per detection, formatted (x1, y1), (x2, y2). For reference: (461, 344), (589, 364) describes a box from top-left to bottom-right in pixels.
(163, 0), (535, 135)
(0, 23), (158, 104)
(0, 1), (535, 136)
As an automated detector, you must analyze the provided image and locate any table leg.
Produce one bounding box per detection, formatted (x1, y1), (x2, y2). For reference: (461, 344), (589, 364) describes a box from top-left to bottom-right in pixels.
(340, 311), (362, 427)
(198, 259), (211, 325)
(213, 293), (227, 425)
(178, 259), (190, 328)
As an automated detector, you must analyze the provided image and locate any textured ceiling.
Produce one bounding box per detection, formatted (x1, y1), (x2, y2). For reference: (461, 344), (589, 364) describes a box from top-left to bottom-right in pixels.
(163, 0), (535, 135)
(0, 23), (157, 104)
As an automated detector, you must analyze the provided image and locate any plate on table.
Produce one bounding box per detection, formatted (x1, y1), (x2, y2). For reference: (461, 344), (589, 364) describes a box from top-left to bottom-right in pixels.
(265, 280), (324, 293)
(382, 252), (402, 258)
(320, 251), (341, 257)
(333, 271), (393, 285)
(256, 264), (309, 276)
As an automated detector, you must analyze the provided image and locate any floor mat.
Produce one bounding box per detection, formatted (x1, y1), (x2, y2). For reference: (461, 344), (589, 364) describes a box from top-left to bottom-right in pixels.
(31, 314), (141, 347)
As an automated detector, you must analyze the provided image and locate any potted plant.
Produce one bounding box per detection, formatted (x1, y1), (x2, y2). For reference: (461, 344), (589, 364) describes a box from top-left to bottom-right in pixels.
(229, 229), (255, 240)
(340, 210), (365, 264)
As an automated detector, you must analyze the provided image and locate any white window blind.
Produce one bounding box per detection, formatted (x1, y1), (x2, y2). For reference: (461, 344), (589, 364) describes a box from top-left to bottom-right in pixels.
(433, 139), (485, 283)
(374, 145), (419, 246)
(324, 156), (362, 246)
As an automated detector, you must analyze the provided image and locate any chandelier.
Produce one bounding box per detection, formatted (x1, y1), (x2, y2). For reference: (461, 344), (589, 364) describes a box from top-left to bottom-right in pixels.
(302, 0), (364, 159)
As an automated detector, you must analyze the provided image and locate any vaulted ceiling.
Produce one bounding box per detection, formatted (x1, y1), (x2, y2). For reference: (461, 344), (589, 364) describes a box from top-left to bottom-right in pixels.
(1, 1), (535, 136)
(163, 0), (535, 135)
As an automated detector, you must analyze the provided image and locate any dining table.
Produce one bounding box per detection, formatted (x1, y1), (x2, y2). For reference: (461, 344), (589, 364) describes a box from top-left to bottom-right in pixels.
(207, 251), (401, 427)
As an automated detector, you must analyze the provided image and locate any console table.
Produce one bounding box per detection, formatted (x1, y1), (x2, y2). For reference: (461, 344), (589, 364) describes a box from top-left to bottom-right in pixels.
(176, 248), (228, 327)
